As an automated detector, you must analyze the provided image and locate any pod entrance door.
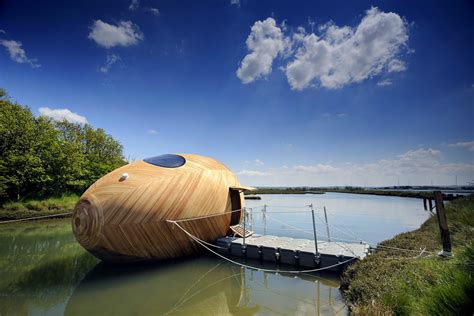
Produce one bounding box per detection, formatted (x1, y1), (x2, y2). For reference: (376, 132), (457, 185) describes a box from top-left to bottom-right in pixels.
(229, 189), (242, 225)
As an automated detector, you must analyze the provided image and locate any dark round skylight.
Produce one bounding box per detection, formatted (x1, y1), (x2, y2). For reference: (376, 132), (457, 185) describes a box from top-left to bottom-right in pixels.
(143, 154), (186, 168)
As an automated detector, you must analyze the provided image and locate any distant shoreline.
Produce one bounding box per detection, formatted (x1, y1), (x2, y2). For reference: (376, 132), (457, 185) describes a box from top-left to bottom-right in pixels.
(245, 187), (466, 200)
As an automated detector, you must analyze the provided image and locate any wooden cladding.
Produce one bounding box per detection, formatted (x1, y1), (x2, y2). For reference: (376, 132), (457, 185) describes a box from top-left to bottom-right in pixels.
(72, 153), (246, 262)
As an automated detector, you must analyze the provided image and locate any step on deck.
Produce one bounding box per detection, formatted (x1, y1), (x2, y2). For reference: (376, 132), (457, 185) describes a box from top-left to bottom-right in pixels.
(215, 234), (369, 272)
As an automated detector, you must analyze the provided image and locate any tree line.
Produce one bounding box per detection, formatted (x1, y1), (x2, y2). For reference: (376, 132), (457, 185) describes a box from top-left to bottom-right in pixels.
(0, 88), (126, 203)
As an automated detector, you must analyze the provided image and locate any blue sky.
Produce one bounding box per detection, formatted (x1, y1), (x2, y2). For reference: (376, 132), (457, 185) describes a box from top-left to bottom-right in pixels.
(1, 0), (473, 186)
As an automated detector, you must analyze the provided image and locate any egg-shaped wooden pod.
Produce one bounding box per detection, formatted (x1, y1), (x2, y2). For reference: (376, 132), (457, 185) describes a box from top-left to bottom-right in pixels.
(72, 154), (252, 262)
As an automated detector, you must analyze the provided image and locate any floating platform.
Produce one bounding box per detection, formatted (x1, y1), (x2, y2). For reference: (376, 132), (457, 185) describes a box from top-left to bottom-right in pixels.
(216, 235), (370, 272)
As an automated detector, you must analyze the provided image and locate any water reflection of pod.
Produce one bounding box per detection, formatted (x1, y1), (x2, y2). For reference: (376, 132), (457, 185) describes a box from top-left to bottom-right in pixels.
(64, 258), (258, 315)
(72, 154), (253, 262)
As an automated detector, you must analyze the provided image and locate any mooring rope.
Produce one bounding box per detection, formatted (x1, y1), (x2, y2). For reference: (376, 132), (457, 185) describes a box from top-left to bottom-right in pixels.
(170, 208), (243, 223)
(375, 244), (436, 255)
(0, 212), (72, 224)
(167, 219), (358, 274)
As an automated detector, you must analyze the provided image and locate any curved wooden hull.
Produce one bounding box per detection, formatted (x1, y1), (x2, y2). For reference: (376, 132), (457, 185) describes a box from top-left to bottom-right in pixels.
(72, 154), (245, 262)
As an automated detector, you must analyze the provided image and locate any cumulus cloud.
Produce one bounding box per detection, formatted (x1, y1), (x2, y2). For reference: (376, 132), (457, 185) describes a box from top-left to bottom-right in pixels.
(377, 79), (392, 86)
(449, 141), (474, 151)
(254, 159), (264, 166)
(0, 39), (40, 68)
(237, 7), (409, 90)
(88, 20), (144, 49)
(286, 8), (408, 90)
(237, 170), (272, 176)
(236, 18), (289, 84)
(39, 107), (87, 124)
(99, 53), (121, 73)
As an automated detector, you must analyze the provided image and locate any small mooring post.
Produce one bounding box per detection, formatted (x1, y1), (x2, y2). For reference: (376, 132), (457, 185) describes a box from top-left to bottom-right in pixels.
(323, 206), (331, 242)
(423, 198), (428, 211)
(310, 204), (319, 255)
(433, 191), (453, 257)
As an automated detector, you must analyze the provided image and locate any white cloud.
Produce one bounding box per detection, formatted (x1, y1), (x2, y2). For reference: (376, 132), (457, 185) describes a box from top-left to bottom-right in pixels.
(237, 8), (410, 90)
(147, 8), (160, 16)
(236, 18), (289, 84)
(294, 164), (339, 173)
(0, 39), (40, 68)
(237, 170), (272, 176)
(230, 0), (240, 6)
(88, 20), (144, 49)
(99, 53), (121, 73)
(129, 0), (139, 10)
(254, 159), (264, 166)
(377, 79), (392, 86)
(285, 7), (408, 90)
(147, 129), (158, 135)
(239, 148), (474, 187)
(387, 59), (406, 72)
(0, 29), (5, 34)
(39, 107), (87, 124)
(449, 141), (474, 151)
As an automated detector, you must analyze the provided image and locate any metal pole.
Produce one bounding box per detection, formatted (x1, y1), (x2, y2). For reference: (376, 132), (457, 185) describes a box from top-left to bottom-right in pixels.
(263, 204), (267, 236)
(249, 207), (253, 233)
(243, 207), (246, 247)
(323, 206), (331, 242)
(310, 204), (319, 254)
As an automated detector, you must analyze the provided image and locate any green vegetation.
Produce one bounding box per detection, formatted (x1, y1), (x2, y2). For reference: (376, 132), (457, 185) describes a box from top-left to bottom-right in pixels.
(0, 194), (79, 220)
(341, 195), (474, 315)
(0, 88), (126, 208)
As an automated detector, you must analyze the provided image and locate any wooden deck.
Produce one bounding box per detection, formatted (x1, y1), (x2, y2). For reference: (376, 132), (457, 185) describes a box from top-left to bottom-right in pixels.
(216, 235), (370, 272)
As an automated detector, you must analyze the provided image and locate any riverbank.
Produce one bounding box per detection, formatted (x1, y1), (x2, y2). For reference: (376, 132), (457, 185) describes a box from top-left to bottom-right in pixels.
(0, 195), (77, 221)
(340, 194), (474, 314)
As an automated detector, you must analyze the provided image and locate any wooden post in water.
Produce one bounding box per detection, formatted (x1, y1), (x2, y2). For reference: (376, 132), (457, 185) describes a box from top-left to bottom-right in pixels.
(323, 206), (331, 242)
(428, 199), (433, 211)
(423, 198), (427, 211)
(433, 191), (453, 257)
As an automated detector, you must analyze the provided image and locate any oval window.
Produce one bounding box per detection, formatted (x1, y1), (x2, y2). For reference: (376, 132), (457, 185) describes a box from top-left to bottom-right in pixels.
(143, 154), (186, 168)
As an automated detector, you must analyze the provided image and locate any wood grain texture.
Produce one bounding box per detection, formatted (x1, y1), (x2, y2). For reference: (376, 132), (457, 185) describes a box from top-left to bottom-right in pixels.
(72, 154), (246, 262)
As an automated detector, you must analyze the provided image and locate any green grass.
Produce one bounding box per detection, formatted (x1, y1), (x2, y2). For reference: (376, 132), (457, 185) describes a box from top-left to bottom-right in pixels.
(0, 194), (79, 220)
(341, 195), (474, 315)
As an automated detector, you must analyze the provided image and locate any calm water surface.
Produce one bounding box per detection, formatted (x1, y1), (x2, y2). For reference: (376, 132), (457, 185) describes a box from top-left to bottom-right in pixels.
(0, 193), (430, 315)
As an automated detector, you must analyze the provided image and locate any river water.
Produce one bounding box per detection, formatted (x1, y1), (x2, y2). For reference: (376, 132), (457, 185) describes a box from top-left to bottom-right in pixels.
(0, 193), (430, 315)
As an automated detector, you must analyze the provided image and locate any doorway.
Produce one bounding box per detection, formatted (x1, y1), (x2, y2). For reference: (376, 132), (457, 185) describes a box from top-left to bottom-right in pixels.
(229, 189), (242, 226)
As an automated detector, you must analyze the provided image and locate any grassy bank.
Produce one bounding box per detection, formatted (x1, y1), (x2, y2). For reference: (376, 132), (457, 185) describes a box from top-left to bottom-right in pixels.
(0, 195), (78, 221)
(341, 194), (474, 314)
